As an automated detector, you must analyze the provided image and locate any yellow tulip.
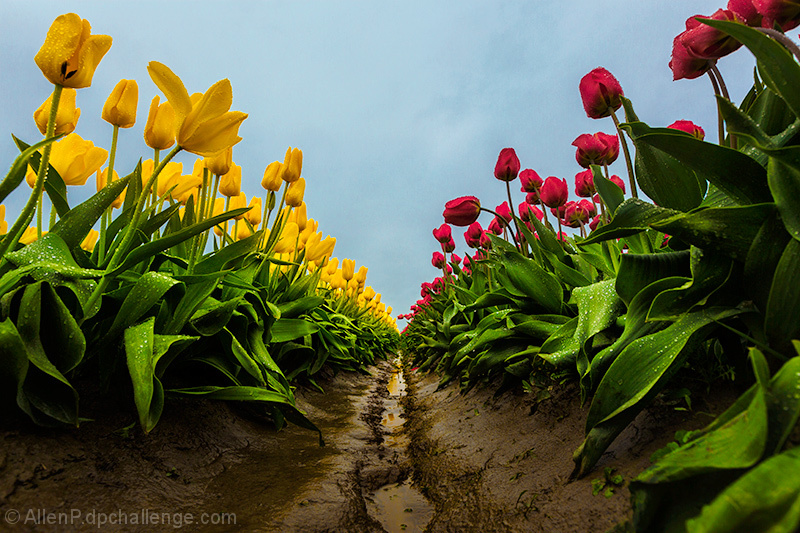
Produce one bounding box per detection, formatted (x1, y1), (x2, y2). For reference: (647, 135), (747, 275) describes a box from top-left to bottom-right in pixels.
(102, 79), (138, 128)
(363, 286), (376, 300)
(236, 224), (252, 240)
(355, 265), (368, 285)
(156, 162), (183, 197)
(143, 96), (175, 150)
(20, 227), (46, 245)
(25, 166), (36, 188)
(81, 229), (99, 251)
(341, 258), (355, 281)
(325, 257), (339, 276)
(281, 147), (302, 183)
(261, 161), (283, 191)
(48, 133), (108, 186)
(204, 146), (232, 176)
(230, 192), (247, 220)
(285, 177), (305, 207)
(306, 235), (336, 263)
(164, 173), (202, 204)
(219, 163), (242, 197)
(33, 88), (80, 135)
(147, 61), (247, 156)
(0, 205), (6, 235)
(34, 13), (112, 88)
(287, 203), (308, 231)
(246, 196), (262, 226)
(96, 167), (125, 208)
(274, 222), (299, 254)
(139, 159), (155, 188)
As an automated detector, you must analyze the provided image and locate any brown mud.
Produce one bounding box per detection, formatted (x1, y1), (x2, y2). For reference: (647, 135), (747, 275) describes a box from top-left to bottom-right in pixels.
(0, 359), (733, 532)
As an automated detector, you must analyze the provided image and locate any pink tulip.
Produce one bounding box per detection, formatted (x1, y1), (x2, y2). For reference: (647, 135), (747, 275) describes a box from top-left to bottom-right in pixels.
(519, 168), (543, 193)
(479, 232), (492, 249)
(494, 148), (521, 182)
(432, 277), (444, 293)
(443, 196), (481, 226)
(579, 67), (624, 119)
(431, 251), (446, 269)
(432, 223), (452, 243)
(572, 132), (619, 168)
(575, 169), (596, 197)
(421, 282), (433, 297)
(540, 176), (569, 208)
(668, 120), (706, 140)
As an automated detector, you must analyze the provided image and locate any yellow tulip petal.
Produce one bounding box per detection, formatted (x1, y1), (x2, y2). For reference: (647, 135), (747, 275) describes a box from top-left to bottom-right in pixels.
(147, 61), (192, 122)
(34, 14), (83, 85)
(180, 79), (232, 142)
(179, 111), (247, 156)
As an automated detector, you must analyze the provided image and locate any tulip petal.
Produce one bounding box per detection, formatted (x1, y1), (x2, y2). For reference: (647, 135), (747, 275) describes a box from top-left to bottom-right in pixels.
(179, 79), (233, 144)
(68, 33), (112, 88)
(34, 13), (83, 85)
(147, 62), (192, 122)
(180, 111), (248, 156)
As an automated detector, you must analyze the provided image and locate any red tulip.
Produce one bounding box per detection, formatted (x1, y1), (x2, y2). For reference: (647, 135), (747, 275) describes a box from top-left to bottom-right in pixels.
(579, 67), (624, 119)
(728, 0), (763, 25)
(589, 215), (601, 232)
(519, 168), (543, 193)
(443, 237), (456, 253)
(487, 217), (503, 235)
(565, 201), (591, 227)
(579, 198), (597, 218)
(518, 202), (543, 222)
(494, 148), (521, 182)
(753, 0), (800, 30)
(431, 251), (446, 269)
(495, 201), (512, 222)
(464, 222), (483, 248)
(668, 120), (706, 140)
(670, 10), (743, 81)
(450, 253), (462, 265)
(479, 232), (492, 249)
(610, 175), (626, 194)
(573, 132), (619, 168)
(443, 196), (481, 226)
(432, 223), (452, 243)
(539, 176), (569, 208)
(421, 282), (433, 297)
(575, 169), (596, 198)
(525, 191), (540, 205)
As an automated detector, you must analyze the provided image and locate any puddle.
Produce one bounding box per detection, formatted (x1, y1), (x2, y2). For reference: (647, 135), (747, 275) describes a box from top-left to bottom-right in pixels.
(366, 359), (434, 532)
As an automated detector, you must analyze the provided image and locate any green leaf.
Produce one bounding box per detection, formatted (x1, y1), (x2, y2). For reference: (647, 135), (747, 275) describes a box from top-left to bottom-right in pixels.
(621, 123), (705, 211)
(2, 135), (62, 206)
(194, 230), (263, 274)
(702, 19), (800, 119)
(278, 295), (325, 318)
(573, 307), (739, 478)
(500, 250), (563, 313)
(651, 203), (776, 261)
(744, 210), (791, 311)
(104, 271), (180, 344)
(592, 165), (624, 215)
(765, 238), (800, 347)
(765, 146), (800, 242)
(49, 174), (132, 250)
(581, 199), (680, 245)
(615, 250), (691, 307)
(685, 446), (800, 533)
(270, 318), (320, 343)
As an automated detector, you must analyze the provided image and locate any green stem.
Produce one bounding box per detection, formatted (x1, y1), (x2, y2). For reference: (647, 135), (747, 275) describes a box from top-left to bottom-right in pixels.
(707, 68), (726, 147)
(0, 84), (63, 257)
(98, 125), (120, 263)
(188, 167), (211, 274)
(84, 145), (182, 313)
(505, 180), (527, 256)
(610, 109), (638, 199)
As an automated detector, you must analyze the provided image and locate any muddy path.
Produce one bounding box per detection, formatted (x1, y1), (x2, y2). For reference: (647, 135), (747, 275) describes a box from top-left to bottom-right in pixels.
(0, 358), (731, 532)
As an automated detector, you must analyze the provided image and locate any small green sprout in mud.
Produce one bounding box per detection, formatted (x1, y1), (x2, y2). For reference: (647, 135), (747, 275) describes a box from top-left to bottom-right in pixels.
(592, 467), (624, 498)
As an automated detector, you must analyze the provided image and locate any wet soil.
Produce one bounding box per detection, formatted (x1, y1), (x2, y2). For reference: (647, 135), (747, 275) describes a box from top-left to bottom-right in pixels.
(0, 359), (734, 532)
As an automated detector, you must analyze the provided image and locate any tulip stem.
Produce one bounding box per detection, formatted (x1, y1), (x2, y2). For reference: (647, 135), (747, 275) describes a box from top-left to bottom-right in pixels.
(505, 181), (527, 256)
(0, 84), (62, 258)
(610, 110), (638, 199)
(758, 28), (800, 61)
(84, 144), (182, 314)
(98, 124), (120, 263)
(187, 167), (211, 274)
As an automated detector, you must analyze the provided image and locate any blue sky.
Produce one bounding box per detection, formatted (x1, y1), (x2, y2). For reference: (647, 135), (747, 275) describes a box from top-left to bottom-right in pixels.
(0, 1), (758, 324)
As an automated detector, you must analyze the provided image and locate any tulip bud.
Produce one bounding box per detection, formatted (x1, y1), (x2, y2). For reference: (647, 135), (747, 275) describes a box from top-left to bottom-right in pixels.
(156, 162), (184, 198)
(442, 238), (456, 253)
(219, 163), (242, 198)
(0, 205), (7, 235)
(572, 132), (619, 168)
(288, 202), (308, 231)
(610, 175), (627, 194)
(579, 67), (624, 119)
(341, 258), (356, 281)
(34, 88), (80, 136)
(667, 120), (705, 140)
(728, 0), (763, 26)
(262, 161), (284, 191)
(519, 169), (543, 193)
(274, 222), (299, 254)
(144, 96), (176, 150)
(495, 202), (512, 222)
(432, 223), (452, 244)
(539, 177), (569, 209)
(102, 79), (138, 128)
(49, 133), (107, 186)
(205, 147), (233, 176)
(286, 177), (306, 207)
(355, 265), (368, 285)
(443, 196), (481, 226)
(575, 169), (596, 198)
(81, 228), (99, 251)
(35, 14), (112, 89)
(281, 147), (303, 183)
(487, 217), (503, 235)
(464, 222), (483, 248)
(494, 148), (520, 182)
(754, 0), (800, 30)
(431, 251), (446, 269)
(230, 192), (247, 220)
(247, 196), (262, 227)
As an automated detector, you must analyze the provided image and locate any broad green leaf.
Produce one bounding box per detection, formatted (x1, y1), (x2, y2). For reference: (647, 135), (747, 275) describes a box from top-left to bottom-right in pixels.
(500, 250), (563, 313)
(125, 318), (162, 433)
(278, 295), (325, 318)
(189, 297), (240, 336)
(765, 147), (800, 242)
(0, 318), (28, 406)
(630, 130), (771, 205)
(592, 165), (624, 215)
(270, 318), (320, 343)
(573, 307), (739, 478)
(615, 250), (691, 307)
(703, 19), (800, 118)
(194, 230), (263, 274)
(225, 327), (264, 384)
(2, 135), (62, 205)
(538, 317), (578, 366)
(163, 272), (226, 334)
(765, 238), (800, 347)
(105, 271), (180, 344)
(621, 123), (705, 211)
(686, 446), (800, 533)
(581, 199), (680, 245)
(744, 210), (791, 311)
(651, 203), (776, 261)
